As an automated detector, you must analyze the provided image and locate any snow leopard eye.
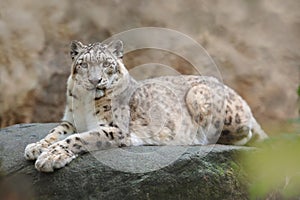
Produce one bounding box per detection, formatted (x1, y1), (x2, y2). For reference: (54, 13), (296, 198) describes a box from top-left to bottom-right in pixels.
(103, 60), (110, 68)
(106, 67), (114, 75)
(80, 63), (88, 69)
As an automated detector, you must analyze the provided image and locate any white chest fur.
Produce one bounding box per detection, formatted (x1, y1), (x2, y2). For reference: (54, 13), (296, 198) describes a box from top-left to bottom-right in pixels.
(70, 88), (100, 132)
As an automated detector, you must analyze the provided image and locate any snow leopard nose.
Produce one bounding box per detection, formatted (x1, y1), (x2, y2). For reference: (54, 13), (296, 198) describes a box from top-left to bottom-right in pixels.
(88, 77), (102, 86)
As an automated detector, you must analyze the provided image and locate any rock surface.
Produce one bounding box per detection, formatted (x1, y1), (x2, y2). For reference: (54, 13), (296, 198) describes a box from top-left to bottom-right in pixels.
(0, 123), (250, 200)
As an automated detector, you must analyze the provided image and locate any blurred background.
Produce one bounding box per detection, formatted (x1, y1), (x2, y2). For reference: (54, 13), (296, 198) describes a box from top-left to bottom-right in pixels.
(0, 0), (299, 134)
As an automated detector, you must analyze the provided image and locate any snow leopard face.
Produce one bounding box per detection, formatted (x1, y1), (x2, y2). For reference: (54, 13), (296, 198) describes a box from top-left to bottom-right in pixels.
(69, 40), (127, 95)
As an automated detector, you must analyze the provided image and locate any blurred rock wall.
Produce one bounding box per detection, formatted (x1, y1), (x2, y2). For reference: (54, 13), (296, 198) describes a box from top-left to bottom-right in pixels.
(0, 0), (299, 128)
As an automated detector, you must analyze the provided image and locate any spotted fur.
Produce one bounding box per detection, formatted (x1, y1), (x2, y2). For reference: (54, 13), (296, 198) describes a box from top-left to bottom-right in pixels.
(24, 40), (268, 172)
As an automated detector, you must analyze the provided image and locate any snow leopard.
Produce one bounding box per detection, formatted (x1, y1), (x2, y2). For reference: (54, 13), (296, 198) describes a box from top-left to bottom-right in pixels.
(24, 40), (268, 172)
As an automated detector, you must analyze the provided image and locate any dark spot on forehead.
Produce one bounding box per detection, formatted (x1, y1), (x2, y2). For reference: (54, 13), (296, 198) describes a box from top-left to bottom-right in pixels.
(86, 42), (102, 49)
(85, 42), (108, 54)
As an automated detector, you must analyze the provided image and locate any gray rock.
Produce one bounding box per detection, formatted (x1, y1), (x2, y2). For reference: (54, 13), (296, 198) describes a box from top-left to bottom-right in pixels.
(0, 123), (250, 200)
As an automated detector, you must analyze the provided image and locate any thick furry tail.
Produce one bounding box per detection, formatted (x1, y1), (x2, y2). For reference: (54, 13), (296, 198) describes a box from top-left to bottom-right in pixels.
(251, 118), (268, 143)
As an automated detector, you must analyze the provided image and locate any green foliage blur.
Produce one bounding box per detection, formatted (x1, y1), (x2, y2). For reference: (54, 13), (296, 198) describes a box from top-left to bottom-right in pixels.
(240, 86), (300, 199)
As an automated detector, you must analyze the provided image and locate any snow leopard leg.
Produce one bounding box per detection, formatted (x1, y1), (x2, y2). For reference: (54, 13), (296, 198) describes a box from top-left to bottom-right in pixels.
(35, 125), (129, 172)
(186, 84), (225, 144)
(24, 121), (76, 160)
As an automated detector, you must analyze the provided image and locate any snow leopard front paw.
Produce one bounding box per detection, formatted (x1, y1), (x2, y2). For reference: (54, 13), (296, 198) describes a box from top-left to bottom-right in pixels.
(24, 140), (49, 160)
(35, 143), (77, 172)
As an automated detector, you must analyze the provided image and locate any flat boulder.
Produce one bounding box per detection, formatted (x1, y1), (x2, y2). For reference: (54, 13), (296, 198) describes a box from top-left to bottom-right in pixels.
(0, 123), (250, 200)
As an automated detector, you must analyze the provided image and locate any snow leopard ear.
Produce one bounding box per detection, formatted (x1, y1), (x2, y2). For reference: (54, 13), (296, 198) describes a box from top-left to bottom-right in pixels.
(107, 40), (123, 59)
(70, 41), (84, 60)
